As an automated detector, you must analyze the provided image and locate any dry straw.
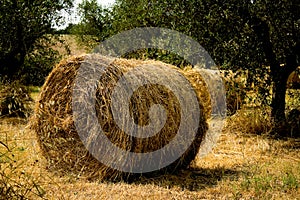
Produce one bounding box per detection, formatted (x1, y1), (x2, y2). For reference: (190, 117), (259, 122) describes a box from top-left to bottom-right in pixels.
(0, 82), (33, 118)
(30, 54), (209, 181)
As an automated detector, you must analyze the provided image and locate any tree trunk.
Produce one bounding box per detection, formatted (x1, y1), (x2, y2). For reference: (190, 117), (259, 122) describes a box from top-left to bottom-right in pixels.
(270, 56), (298, 136)
(270, 71), (289, 136)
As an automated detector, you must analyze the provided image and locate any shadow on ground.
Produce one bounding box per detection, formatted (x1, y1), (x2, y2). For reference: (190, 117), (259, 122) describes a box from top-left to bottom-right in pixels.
(128, 167), (241, 192)
(280, 138), (300, 149)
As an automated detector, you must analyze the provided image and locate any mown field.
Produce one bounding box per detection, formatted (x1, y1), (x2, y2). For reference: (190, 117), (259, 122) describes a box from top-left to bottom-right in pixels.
(0, 88), (299, 199)
(0, 36), (299, 199)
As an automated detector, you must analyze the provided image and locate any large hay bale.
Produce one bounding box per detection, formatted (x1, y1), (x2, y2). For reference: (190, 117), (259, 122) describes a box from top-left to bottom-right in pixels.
(31, 54), (209, 181)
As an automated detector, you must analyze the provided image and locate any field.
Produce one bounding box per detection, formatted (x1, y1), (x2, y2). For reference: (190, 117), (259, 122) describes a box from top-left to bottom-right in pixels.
(0, 88), (299, 199)
(0, 36), (299, 199)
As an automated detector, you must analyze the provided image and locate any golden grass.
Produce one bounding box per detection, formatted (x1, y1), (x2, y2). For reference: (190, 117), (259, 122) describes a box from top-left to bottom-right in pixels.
(51, 35), (88, 57)
(0, 103), (299, 199)
(225, 108), (272, 135)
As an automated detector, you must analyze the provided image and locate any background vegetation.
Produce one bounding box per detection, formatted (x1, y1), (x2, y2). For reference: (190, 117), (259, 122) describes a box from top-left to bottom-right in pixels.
(71, 0), (300, 137)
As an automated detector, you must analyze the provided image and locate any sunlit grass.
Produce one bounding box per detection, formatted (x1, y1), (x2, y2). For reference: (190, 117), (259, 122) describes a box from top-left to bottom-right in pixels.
(0, 103), (299, 199)
(0, 81), (299, 199)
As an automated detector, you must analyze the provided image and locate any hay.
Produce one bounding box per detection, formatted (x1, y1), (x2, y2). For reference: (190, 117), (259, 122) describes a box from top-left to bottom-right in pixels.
(219, 70), (247, 115)
(30, 54), (209, 181)
(181, 68), (211, 119)
(0, 82), (33, 118)
(187, 68), (227, 157)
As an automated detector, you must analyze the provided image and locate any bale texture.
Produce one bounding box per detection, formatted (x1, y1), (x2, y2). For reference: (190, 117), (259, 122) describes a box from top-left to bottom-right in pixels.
(182, 68), (212, 118)
(31, 54), (209, 181)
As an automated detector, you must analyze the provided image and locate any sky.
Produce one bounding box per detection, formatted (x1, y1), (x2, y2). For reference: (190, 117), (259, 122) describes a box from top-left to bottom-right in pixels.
(57, 0), (116, 29)
(74, 0), (116, 7)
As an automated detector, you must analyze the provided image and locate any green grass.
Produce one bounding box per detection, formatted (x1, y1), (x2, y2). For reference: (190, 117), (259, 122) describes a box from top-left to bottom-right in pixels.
(28, 86), (41, 101)
(236, 166), (299, 199)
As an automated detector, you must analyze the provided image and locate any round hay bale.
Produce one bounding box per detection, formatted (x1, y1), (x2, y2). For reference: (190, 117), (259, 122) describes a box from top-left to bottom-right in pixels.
(30, 54), (209, 181)
(181, 68), (211, 119)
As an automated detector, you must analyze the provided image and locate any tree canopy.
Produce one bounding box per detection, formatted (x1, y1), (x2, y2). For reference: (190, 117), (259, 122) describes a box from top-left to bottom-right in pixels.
(0, 0), (73, 84)
(75, 0), (300, 136)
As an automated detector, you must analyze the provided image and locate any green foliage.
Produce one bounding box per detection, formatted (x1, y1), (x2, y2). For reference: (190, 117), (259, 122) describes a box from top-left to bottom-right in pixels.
(0, 82), (33, 118)
(76, 0), (300, 135)
(77, 0), (299, 71)
(71, 0), (112, 50)
(286, 89), (300, 111)
(0, 0), (73, 84)
(55, 23), (77, 35)
(21, 35), (66, 86)
(286, 109), (300, 138)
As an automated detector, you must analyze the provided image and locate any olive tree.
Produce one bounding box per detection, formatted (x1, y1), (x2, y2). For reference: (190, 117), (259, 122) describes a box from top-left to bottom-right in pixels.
(0, 0), (73, 84)
(76, 0), (300, 136)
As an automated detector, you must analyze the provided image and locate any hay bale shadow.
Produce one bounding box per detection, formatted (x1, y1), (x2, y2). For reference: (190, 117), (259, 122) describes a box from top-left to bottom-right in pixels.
(124, 167), (240, 192)
(279, 138), (300, 150)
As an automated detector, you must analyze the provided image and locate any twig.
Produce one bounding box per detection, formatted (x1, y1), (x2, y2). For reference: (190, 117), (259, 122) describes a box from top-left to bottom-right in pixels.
(0, 140), (10, 151)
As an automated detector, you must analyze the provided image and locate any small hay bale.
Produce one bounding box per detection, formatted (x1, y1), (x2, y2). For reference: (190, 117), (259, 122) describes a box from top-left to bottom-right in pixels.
(219, 70), (247, 115)
(30, 54), (209, 181)
(0, 82), (33, 118)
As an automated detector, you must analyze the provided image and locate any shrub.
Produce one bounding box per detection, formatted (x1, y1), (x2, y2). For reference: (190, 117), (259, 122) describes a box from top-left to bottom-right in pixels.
(226, 108), (272, 135)
(0, 82), (33, 118)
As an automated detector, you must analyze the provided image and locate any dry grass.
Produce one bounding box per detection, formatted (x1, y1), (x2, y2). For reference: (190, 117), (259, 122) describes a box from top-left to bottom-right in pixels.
(0, 118), (46, 199)
(225, 108), (272, 136)
(51, 35), (87, 57)
(0, 102), (299, 199)
(0, 82), (33, 118)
